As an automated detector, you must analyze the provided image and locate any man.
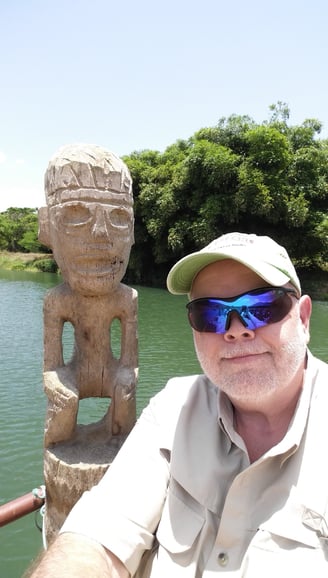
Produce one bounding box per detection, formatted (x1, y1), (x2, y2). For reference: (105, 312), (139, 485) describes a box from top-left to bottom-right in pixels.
(28, 232), (328, 577)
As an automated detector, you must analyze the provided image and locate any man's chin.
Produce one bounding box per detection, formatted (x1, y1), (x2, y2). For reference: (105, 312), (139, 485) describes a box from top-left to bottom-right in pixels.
(220, 373), (277, 402)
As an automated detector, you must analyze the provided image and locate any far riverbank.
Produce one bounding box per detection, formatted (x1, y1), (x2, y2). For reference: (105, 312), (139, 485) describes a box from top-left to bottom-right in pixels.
(0, 251), (327, 300)
(0, 251), (56, 272)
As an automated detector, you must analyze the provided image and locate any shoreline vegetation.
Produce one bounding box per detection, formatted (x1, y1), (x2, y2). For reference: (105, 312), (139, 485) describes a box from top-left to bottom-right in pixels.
(1, 251), (327, 300)
(0, 251), (58, 273)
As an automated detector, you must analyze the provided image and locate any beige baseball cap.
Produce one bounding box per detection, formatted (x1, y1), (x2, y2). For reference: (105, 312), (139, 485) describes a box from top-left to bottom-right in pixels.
(167, 232), (301, 296)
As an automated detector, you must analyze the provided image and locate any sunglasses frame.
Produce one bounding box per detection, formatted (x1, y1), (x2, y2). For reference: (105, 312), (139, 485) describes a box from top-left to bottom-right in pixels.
(186, 286), (298, 334)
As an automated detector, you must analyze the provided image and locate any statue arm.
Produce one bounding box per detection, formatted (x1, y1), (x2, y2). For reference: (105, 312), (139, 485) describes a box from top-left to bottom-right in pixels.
(119, 295), (138, 367)
(120, 317), (138, 367)
(112, 305), (138, 435)
(26, 532), (129, 578)
(43, 293), (65, 370)
(110, 286), (137, 368)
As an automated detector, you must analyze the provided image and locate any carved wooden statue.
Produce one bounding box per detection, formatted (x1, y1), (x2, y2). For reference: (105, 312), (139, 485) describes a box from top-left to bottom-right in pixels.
(38, 143), (138, 543)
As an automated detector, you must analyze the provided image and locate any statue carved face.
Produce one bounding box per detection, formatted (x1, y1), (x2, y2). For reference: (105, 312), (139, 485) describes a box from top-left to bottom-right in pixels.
(48, 192), (134, 295)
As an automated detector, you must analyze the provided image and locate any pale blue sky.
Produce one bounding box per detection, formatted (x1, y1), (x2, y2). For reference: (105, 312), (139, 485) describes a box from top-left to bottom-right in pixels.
(1, 0), (327, 211)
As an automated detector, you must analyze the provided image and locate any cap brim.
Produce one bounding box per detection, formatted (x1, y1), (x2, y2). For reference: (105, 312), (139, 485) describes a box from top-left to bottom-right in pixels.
(167, 249), (291, 295)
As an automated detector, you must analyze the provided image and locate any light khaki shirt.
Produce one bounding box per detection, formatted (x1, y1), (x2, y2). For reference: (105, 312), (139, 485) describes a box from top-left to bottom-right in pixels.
(62, 352), (328, 576)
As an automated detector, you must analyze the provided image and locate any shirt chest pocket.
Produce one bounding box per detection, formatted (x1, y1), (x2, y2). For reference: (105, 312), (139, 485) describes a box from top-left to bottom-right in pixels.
(156, 487), (205, 556)
(243, 509), (328, 577)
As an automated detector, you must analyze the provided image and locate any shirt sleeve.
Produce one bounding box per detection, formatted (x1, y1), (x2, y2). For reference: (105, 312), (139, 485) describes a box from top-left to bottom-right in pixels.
(60, 387), (173, 576)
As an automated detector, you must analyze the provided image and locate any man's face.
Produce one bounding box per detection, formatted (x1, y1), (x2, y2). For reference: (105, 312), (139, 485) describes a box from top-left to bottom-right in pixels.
(190, 259), (312, 408)
(48, 196), (134, 295)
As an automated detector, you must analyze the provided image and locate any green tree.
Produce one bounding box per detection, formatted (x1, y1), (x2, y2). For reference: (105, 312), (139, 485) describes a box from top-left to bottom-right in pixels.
(0, 208), (46, 252)
(124, 105), (328, 286)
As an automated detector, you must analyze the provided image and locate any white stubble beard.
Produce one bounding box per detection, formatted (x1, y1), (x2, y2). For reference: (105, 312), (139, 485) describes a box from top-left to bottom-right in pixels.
(194, 325), (307, 404)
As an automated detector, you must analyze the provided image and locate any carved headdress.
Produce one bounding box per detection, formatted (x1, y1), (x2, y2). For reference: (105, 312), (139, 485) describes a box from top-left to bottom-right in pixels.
(44, 143), (133, 206)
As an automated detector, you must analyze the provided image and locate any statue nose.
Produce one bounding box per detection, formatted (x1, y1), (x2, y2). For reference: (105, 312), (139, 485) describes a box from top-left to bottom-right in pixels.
(91, 208), (109, 238)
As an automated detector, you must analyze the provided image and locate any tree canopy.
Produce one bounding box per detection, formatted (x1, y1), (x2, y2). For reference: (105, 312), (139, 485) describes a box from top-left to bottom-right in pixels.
(123, 103), (328, 286)
(0, 207), (47, 253)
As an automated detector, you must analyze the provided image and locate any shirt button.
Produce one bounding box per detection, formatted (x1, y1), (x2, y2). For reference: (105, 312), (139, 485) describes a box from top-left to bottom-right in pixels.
(218, 552), (229, 566)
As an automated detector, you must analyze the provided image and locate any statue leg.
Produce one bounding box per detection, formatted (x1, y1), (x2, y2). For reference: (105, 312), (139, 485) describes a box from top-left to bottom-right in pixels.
(43, 369), (79, 446)
(111, 372), (137, 436)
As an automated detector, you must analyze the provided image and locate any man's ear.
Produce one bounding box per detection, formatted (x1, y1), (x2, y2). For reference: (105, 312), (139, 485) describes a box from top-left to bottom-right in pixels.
(38, 206), (51, 247)
(299, 294), (312, 344)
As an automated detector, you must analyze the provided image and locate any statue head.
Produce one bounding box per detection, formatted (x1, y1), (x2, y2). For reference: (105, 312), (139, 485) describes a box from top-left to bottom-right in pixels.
(39, 143), (134, 295)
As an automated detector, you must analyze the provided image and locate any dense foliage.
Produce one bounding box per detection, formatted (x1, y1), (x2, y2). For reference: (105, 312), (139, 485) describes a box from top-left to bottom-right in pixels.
(1, 104), (327, 287)
(0, 208), (47, 253)
(124, 104), (328, 286)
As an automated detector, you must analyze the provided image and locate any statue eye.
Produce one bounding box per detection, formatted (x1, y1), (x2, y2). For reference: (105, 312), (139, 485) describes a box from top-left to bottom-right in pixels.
(109, 208), (131, 228)
(60, 204), (92, 226)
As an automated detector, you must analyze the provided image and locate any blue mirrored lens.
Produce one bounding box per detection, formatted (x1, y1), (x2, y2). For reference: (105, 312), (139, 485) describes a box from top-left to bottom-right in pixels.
(186, 287), (296, 334)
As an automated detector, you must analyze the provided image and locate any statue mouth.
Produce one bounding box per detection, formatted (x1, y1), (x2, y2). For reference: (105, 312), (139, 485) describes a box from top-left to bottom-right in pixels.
(69, 255), (124, 277)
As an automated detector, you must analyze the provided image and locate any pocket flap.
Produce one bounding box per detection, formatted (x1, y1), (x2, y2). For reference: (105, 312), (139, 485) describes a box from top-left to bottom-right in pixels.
(259, 500), (321, 548)
(156, 490), (204, 553)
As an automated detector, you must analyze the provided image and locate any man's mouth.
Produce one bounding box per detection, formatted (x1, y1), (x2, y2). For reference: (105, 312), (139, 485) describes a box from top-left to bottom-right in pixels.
(222, 351), (268, 362)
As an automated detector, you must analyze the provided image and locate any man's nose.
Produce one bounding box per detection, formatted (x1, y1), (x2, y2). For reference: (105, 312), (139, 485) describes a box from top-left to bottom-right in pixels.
(223, 310), (255, 341)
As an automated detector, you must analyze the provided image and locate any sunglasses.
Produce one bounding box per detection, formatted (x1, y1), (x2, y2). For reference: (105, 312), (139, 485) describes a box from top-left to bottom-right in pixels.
(186, 287), (298, 334)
